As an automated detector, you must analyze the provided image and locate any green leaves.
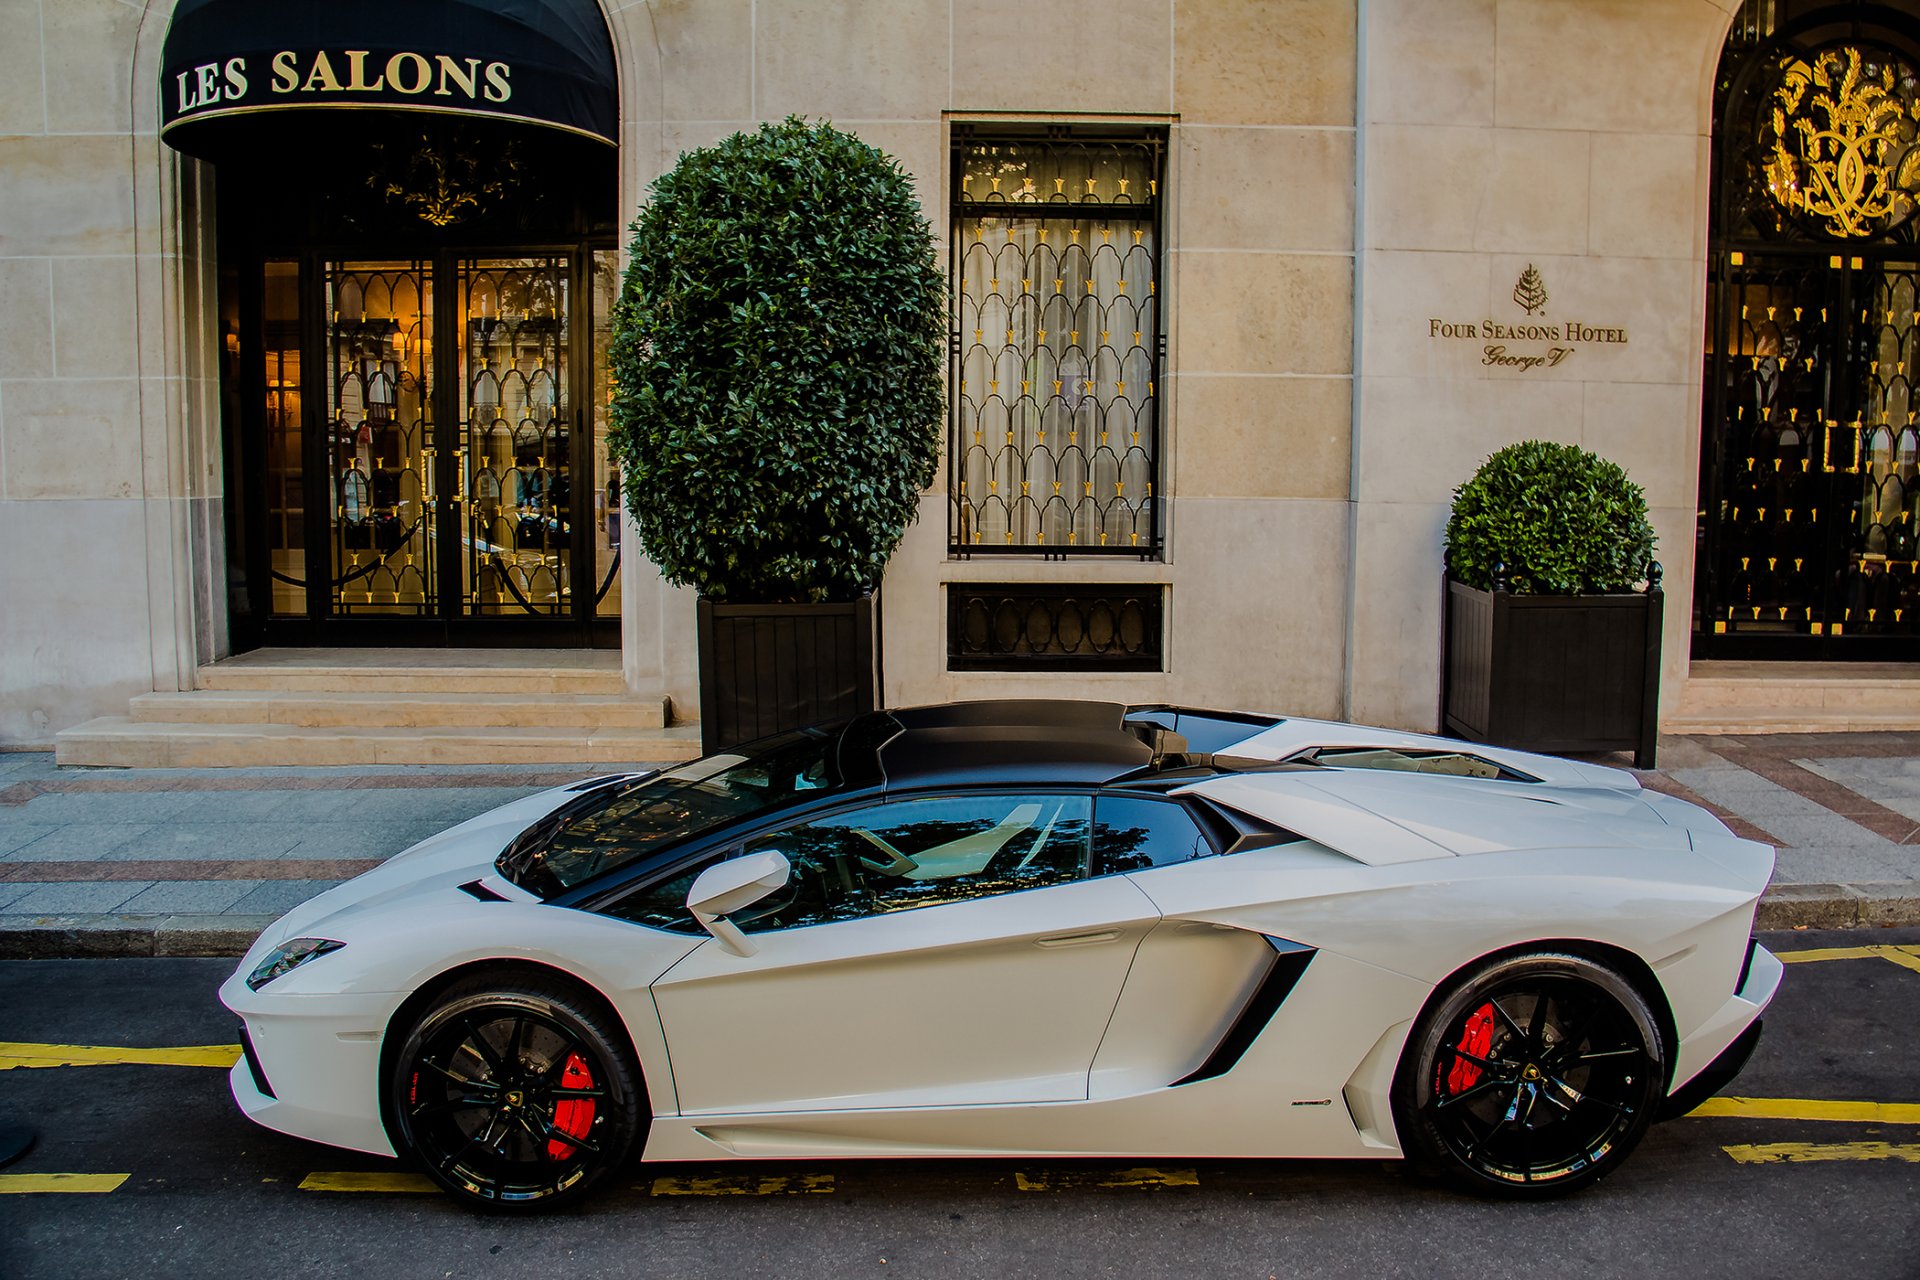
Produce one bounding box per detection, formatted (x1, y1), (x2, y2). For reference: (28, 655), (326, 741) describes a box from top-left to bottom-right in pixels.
(1444, 440), (1656, 595)
(606, 117), (945, 602)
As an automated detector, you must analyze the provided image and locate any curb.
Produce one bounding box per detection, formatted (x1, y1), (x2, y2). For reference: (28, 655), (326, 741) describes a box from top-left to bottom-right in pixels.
(1, 885), (1917, 959)
(1752, 882), (1920, 931)
(0, 913), (277, 960)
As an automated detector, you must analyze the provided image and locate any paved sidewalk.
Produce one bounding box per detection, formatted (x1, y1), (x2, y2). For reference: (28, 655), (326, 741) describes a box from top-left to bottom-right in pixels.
(1, 733), (1916, 958)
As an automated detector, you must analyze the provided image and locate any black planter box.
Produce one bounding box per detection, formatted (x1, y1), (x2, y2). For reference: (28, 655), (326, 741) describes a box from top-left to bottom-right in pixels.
(1441, 575), (1662, 769)
(696, 595), (879, 754)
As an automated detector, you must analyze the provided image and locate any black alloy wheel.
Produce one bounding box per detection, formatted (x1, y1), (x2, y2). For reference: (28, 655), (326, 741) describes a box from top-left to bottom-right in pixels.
(1394, 951), (1664, 1198)
(388, 977), (644, 1211)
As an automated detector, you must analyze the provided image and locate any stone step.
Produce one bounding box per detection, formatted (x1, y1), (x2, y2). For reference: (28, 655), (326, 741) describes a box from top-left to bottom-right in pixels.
(54, 719), (703, 769)
(194, 648), (626, 696)
(196, 665), (627, 695)
(1662, 707), (1920, 735)
(128, 690), (667, 730)
(1673, 661), (1920, 727)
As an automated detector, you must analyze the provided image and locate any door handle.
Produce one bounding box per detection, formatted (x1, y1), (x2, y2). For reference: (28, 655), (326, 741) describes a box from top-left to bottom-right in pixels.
(1035, 929), (1120, 949)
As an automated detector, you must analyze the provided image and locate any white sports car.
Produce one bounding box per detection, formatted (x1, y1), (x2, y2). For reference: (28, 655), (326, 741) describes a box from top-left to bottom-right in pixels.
(219, 701), (1780, 1210)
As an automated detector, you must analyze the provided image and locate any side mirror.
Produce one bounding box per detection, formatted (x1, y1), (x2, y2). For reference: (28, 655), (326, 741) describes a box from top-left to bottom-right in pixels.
(686, 850), (790, 957)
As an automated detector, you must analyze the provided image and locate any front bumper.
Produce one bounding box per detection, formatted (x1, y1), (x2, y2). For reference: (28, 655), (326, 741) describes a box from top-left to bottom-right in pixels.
(221, 972), (403, 1157)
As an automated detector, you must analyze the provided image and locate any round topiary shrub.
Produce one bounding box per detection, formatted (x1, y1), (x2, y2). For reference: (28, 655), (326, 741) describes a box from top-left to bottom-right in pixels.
(606, 117), (944, 603)
(1445, 440), (1656, 595)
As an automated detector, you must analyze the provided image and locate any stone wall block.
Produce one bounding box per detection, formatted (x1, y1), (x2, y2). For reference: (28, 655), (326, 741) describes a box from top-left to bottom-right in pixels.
(1, 379), (143, 500)
(0, 259), (54, 378)
(955, 0), (1169, 114)
(0, 3), (45, 137)
(1178, 251), (1353, 376)
(1588, 132), (1710, 260)
(53, 257), (141, 379)
(1364, 0), (1495, 126)
(1580, 380), (1697, 511)
(1169, 497), (1349, 716)
(1361, 124), (1490, 252)
(1494, 0), (1729, 135)
(1475, 128), (1590, 257)
(1355, 374), (1582, 506)
(1175, 374), (1351, 500)
(43, 0), (143, 134)
(1358, 248), (1495, 378)
(0, 497), (155, 741)
(0, 137), (137, 258)
(1181, 126), (1353, 253)
(1347, 498), (1448, 729)
(755, 0), (949, 121)
(649, 0), (753, 122)
(1175, 0), (1356, 127)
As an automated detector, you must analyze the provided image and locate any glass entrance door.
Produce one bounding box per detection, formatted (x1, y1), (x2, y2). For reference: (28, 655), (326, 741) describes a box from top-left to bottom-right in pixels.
(458, 257), (572, 617)
(325, 261), (437, 616)
(1700, 252), (1920, 654)
(246, 250), (609, 641)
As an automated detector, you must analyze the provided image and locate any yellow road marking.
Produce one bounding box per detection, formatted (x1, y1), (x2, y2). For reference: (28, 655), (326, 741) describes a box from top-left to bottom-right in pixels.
(298, 1172), (438, 1193)
(1775, 944), (1920, 974)
(1014, 1166), (1199, 1191)
(0, 1174), (130, 1194)
(649, 1173), (834, 1197)
(0, 1041), (240, 1070)
(1690, 1096), (1920, 1124)
(1724, 1141), (1920, 1165)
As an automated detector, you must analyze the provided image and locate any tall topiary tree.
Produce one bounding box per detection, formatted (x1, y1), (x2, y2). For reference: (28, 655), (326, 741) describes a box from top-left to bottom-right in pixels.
(1445, 440), (1656, 594)
(607, 118), (944, 603)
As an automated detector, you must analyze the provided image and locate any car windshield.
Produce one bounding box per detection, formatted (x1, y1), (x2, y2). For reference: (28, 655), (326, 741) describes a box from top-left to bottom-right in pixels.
(496, 720), (890, 896)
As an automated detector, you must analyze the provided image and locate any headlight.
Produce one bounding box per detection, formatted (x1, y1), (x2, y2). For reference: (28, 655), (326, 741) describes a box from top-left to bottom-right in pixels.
(246, 938), (345, 991)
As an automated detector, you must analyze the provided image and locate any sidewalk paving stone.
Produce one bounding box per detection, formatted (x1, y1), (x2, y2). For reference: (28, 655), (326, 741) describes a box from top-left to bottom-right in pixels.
(227, 879), (344, 916)
(3, 882), (147, 916)
(116, 881), (263, 914)
(0, 824), (64, 857)
(4, 824), (160, 861)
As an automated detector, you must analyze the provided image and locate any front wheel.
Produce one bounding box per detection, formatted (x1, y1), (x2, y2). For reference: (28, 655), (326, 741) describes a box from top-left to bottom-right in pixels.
(1393, 951), (1664, 1198)
(387, 976), (645, 1211)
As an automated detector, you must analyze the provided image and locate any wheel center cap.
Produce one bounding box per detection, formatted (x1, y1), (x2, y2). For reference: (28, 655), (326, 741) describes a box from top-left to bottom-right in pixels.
(1521, 1064), (1542, 1082)
(505, 1089), (525, 1108)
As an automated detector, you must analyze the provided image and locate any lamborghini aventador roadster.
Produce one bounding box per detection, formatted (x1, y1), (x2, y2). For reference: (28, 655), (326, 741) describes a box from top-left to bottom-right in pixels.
(219, 700), (1779, 1210)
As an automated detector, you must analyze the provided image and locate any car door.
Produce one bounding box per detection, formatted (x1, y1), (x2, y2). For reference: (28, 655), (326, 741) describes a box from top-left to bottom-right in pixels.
(647, 791), (1160, 1116)
(1085, 792), (1300, 1095)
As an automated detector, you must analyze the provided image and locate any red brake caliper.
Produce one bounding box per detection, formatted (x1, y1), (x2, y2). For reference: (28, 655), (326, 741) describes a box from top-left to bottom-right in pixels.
(546, 1052), (596, 1160)
(1440, 1003), (1495, 1095)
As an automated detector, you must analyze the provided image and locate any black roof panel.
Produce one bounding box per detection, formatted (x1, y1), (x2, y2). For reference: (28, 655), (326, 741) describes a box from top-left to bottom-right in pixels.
(869, 700), (1154, 787)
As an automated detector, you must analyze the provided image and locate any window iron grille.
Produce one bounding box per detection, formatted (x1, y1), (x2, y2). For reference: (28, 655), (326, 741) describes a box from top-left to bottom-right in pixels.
(950, 131), (1166, 557)
(947, 582), (1165, 671)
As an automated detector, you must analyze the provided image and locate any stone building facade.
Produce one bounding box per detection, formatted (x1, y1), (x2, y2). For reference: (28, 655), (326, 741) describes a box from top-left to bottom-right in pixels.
(0, 0), (1903, 754)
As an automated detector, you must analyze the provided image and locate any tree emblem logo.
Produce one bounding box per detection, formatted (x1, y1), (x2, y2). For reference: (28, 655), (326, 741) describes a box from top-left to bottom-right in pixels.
(1513, 265), (1548, 316)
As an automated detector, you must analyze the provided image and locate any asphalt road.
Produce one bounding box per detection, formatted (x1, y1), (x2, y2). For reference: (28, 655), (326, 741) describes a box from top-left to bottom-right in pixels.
(1, 928), (1917, 1280)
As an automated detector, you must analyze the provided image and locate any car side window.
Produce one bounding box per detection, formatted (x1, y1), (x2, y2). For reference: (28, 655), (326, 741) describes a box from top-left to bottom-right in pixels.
(735, 793), (1093, 933)
(1093, 794), (1213, 874)
(601, 860), (711, 933)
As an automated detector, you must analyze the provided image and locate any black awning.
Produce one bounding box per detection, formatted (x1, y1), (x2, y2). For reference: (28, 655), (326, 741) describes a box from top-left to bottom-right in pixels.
(160, 0), (617, 158)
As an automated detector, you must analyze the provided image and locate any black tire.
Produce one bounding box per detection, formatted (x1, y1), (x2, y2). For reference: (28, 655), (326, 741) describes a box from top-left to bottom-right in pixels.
(1392, 951), (1664, 1199)
(387, 976), (645, 1211)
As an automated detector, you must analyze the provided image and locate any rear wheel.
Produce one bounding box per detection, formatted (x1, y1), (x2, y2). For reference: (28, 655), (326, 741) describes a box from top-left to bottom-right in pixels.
(388, 976), (644, 1211)
(1394, 951), (1663, 1198)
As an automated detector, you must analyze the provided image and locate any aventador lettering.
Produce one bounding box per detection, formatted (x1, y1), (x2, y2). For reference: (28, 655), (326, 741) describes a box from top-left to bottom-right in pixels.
(173, 51), (512, 115)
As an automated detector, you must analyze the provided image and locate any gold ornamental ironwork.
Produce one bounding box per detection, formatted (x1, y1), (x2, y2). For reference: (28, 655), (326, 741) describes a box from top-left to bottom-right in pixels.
(1764, 44), (1920, 239)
